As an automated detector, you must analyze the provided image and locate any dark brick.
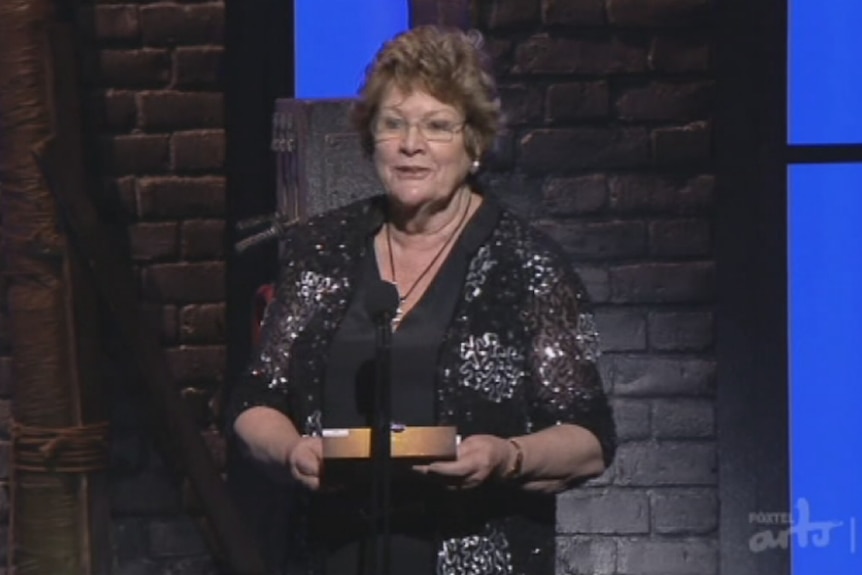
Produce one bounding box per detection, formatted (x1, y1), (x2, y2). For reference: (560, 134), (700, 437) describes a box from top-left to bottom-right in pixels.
(128, 222), (179, 261)
(649, 218), (711, 257)
(486, 38), (515, 76)
(615, 441), (717, 486)
(608, 174), (714, 215)
(181, 386), (215, 426)
(180, 303), (225, 344)
(174, 47), (224, 89)
(140, 303), (178, 344)
(650, 35), (711, 72)
(481, 173), (544, 220)
(92, 5), (140, 40)
(105, 176), (138, 218)
(483, 0), (540, 29)
(543, 174), (606, 216)
(149, 517), (207, 557)
(652, 121), (711, 166)
(513, 35), (646, 75)
(162, 305), (179, 344)
(535, 220), (646, 260)
(0, 357), (12, 396)
(556, 537), (616, 575)
(112, 518), (148, 566)
(576, 266), (610, 303)
(595, 308), (646, 351)
(617, 538), (718, 575)
(142, 262), (225, 303)
(609, 262), (715, 303)
(499, 84), (543, 125)
(181, 220), (225, 260)
(648, 311), (713, 351)
(485, 129), (516, 171)
(171, 130), (225, 172)
(519, 128), (649, 173)
(616, 81), (713, 122)
(89, 90), (138, 132)
(165, 345), (226, 386)
(140, 3), (224, 46)
(138, 92), (224, 131)
(542, 0), (605, 25)
(137, 176), (226, 219)
(559, 488), (649, 534)
(610, 397), (651, 440)
(651, 488), (718, 534)
(607, 0), (710, 27)
(111, 470), (182, 515)
(653, 398), (715, 439)
(103, 134), (170, 175)
(99, 49), (171, 88)
(546, 81), (609, 122)
(603, 354), (715, 396)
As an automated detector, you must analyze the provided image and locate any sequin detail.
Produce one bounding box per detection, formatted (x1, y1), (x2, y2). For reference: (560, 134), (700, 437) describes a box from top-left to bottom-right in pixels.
(438, 524), (513, 575)
(459, 332), (524, 402)
(464, 244), (496, 302)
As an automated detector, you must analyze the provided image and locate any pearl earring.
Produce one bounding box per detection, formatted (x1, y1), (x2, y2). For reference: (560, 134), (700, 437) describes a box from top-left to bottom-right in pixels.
(470, 159), (480, 174)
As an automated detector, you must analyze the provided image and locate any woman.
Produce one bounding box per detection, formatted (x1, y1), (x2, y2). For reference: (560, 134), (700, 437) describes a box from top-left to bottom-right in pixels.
(227, 25), (616, 575)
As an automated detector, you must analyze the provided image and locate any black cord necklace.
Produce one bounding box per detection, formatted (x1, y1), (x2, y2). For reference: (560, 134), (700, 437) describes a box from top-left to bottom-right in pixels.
(386, 192), (473, 328)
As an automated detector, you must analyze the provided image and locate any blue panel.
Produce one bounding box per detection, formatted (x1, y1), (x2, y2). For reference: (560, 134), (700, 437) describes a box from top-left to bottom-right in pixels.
(789, 163), (862, 574)
(788, 0), (862, 144)
(295, 0), (410, 99)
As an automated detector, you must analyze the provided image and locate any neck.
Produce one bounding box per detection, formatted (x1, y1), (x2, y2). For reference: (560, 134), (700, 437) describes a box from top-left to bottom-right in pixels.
(387, 187), (473, 247)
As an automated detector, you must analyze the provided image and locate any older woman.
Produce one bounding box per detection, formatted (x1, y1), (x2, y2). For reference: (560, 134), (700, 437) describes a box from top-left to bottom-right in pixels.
(228, 25), (616, 575)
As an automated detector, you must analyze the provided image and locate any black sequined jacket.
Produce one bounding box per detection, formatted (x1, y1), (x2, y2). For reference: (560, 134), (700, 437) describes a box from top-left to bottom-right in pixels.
(226, 194), (617, 575)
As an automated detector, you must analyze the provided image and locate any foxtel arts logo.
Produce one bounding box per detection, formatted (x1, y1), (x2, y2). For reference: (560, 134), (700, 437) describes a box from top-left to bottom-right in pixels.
(748, 498), (857, 554)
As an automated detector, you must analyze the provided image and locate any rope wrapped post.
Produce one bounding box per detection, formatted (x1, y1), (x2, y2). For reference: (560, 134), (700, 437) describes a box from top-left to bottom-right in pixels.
(0, 2), (112, 573)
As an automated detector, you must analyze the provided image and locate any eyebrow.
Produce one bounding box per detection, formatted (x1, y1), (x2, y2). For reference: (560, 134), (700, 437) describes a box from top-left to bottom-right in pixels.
(379, 106), (460, 119)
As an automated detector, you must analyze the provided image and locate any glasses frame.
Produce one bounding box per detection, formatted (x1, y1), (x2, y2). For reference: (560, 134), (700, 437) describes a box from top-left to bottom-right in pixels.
(372, 115), (467, 144)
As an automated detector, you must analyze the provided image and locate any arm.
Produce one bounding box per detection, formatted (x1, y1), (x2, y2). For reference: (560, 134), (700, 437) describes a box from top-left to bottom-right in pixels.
(224, 263), (325, 490)
(423, 259), (615, 493)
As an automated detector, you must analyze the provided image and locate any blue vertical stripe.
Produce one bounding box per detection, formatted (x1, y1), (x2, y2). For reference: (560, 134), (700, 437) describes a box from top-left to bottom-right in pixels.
(789, 163), (862, 574)
(295, 0), (410, 99)
(788, 0), (862, 144)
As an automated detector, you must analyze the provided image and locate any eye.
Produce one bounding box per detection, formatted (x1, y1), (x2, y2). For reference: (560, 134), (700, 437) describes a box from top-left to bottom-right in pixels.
(378, 116), (405, 131)
(425, 119), (455, 133)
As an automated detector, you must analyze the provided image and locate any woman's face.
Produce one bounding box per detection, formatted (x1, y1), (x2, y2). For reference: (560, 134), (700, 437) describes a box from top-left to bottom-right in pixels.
(372, 86), (473, 211)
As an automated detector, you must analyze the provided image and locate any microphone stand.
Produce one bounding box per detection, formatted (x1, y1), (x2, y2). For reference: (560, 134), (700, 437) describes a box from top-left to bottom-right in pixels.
(365, 281), (399, 575)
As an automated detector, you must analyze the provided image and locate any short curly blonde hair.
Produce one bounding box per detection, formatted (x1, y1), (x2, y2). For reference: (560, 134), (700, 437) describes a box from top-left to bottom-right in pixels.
(352, 26), (501, 161)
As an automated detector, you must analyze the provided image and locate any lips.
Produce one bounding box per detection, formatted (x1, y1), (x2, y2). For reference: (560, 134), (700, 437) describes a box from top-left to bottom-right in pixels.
(394, 166), (431, 179)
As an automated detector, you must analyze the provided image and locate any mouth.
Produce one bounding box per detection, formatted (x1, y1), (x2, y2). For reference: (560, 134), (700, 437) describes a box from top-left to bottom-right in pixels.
(394, 166), (432, 179)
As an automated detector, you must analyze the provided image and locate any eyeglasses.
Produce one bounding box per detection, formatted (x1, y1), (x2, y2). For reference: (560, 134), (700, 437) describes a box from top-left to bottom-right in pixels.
(373, 115), (466, 143)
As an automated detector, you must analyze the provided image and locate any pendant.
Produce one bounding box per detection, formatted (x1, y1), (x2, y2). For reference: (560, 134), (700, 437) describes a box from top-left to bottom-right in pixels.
(391, 298), (405, 331)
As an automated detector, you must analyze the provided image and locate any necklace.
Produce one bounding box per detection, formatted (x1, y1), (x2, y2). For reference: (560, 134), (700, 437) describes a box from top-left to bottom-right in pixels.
(386, 192), (473, 329)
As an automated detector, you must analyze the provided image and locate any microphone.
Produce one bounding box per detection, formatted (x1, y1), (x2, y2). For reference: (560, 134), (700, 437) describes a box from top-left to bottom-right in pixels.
(233, 212), (300, 253)
(365, 280), (400, 323)
(364, 280), (399, 575)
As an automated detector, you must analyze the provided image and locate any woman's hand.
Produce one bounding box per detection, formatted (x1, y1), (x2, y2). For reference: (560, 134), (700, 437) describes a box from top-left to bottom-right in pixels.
(415, 434), (514, 489)
(286, 436), (324, 491)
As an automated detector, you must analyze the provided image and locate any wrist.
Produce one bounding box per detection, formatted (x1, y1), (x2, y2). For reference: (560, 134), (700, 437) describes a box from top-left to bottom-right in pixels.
(501, 438), (524, 481)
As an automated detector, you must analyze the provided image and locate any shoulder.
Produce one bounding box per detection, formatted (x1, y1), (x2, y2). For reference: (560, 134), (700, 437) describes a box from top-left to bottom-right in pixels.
(488, 199), (591, 304)
(277, 195), (383, 265)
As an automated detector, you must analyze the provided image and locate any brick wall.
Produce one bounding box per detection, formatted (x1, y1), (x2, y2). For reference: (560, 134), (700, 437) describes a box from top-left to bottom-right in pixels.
(476, 1), (717, 573)
(78, 1), (227, 573)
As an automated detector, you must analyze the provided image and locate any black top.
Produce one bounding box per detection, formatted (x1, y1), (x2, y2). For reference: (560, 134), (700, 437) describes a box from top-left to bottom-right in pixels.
(226, 192), (617, 575)
(319, 198), (499, 574)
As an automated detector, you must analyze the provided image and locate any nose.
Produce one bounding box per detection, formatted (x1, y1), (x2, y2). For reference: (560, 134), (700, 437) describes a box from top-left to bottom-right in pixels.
(399, 123), (425, 154)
